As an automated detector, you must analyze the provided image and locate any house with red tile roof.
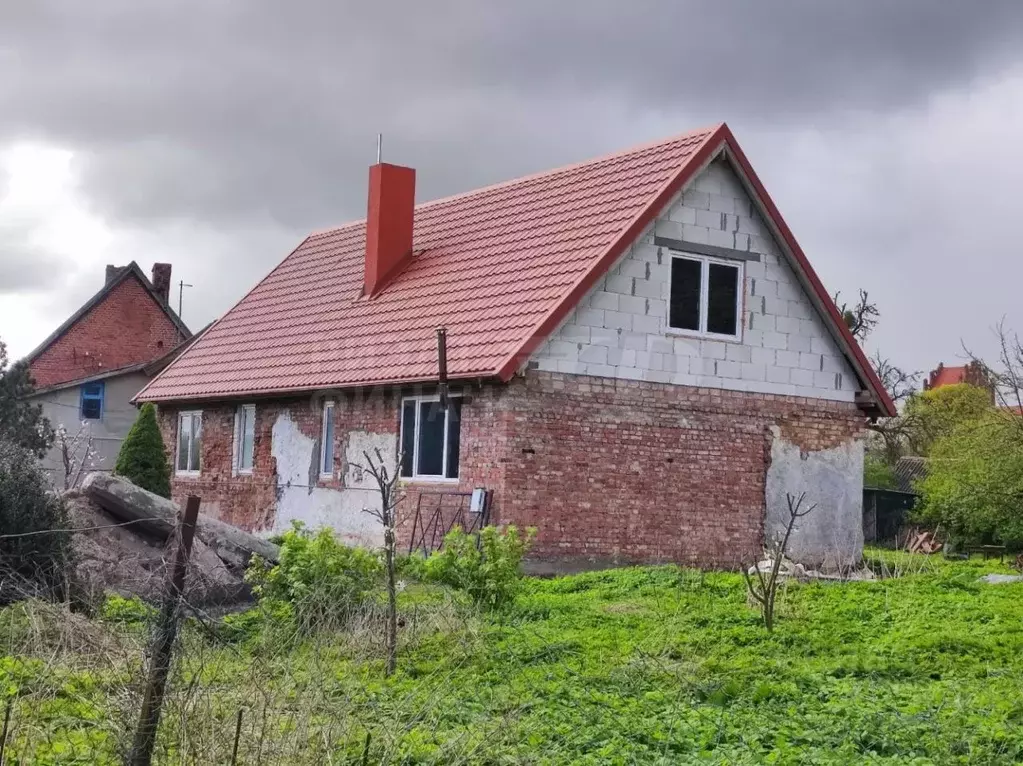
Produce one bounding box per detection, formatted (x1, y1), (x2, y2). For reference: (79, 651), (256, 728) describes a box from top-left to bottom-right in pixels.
(24, 262), (191, 486)
(923, 362), (994, 403)
(138, 123), (892, 569)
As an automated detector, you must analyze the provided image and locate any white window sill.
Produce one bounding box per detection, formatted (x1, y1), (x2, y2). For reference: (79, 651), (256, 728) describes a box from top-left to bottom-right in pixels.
(175, 471), (201, 479)
(664, 327), (743, 344)
(400, 476), (460, 485)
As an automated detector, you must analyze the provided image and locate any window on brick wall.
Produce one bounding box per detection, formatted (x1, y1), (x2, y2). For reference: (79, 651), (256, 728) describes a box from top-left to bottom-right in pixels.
(233, 404), (256, 475)
(79, 381), (104, 420)
(400, 395), (462, 480)
(320, 401), (335, 478)
(176, 411), (202, 475)
(668, 254), (743, 340)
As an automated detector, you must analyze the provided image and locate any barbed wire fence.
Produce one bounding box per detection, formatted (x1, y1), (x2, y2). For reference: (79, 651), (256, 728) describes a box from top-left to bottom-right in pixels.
(0, 483), (760, 765)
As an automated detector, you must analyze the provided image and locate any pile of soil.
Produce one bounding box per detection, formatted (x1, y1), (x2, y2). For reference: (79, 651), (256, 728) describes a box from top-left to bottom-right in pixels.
(65, 490), (252, 607)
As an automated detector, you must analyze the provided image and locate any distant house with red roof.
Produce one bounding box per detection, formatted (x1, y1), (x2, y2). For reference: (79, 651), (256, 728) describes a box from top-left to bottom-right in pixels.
(923, 362), (994, 403)
(24, 263), (191, 485)
(137, 124), (892, 569)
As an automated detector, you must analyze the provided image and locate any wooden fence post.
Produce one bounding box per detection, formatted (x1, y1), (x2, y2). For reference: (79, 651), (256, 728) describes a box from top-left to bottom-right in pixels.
(230, 708), (243, 765)
(0, 697), (12, 765)
(127, 495), (201, 766)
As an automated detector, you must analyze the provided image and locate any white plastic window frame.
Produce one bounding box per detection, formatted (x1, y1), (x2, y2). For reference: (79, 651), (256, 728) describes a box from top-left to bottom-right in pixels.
(666, 252), (744, 342)
(175, 410), (203, 477)
(319, 400), (335, 478)
(400, 394), (461, 482)
(233, 404), (256, 475)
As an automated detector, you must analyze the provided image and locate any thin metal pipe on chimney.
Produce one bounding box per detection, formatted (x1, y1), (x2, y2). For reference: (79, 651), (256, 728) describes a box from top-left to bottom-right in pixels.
(436, 327), (448, 410)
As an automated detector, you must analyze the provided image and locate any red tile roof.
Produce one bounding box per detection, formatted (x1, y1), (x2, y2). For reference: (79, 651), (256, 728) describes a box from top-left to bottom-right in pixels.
(137, 123), (895, 416)
(929, 365), (968, 388)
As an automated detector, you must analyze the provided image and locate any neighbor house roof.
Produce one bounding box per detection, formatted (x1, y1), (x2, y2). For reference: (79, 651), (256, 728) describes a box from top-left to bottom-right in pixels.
(23, 262), (191, 368)
(929, 365), (968, 388)
(137, 123), (895, 416)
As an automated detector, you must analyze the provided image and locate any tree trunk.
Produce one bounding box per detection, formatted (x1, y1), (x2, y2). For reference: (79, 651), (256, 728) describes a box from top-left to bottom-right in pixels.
(384, 528), (397, 677)
(82, 473), (279, 569)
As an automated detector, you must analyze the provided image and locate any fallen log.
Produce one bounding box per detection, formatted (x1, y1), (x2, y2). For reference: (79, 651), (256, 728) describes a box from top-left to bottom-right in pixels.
(82, 473), (279, 570)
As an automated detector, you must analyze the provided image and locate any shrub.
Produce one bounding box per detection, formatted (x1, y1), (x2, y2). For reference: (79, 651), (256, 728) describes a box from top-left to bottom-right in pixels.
(0, 439), (75, 603)
(0, 338), (53, 458)
(863, 452), (897, 489)
(904, 383), (993, 456)
(114, 402), (171, 498)
(917, 412), (1023, 546)
(423, 525), (535, 610)
(246, 522), (382, 632)
(100, 594), (155, 625)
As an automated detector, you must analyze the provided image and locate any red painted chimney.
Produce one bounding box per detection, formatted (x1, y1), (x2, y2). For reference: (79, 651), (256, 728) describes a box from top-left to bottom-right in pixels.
(151, 263), (172, 305)
(364, 163), (415, 297)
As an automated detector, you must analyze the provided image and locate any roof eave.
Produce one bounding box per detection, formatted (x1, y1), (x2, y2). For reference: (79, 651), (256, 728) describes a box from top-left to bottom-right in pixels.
(27, 362), (150, 396)
(713, 126), (896, 417)
(495, 122), (894, 417)
(134, 370), (503, 406)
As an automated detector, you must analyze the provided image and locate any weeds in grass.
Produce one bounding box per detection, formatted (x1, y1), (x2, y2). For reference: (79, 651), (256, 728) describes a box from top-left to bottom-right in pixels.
(2, 551), (1023, 763)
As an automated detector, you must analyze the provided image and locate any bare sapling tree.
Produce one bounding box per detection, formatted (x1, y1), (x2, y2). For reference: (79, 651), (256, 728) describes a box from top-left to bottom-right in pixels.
(743, 492), (817, 631)
(965, 318), (1023, 444)
(834, 289), (920, 462)
(358, 447), (404, 676)
(833, 288), (880, 342)
(56, 422), (102, 490)
(867, 351), (922, 462)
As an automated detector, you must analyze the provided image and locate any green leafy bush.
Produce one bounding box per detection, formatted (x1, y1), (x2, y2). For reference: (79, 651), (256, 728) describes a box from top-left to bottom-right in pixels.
(863, 452), (897, 489)
(246, 522), (382, 632)
(917, 412), (1023, 546)
(423, 525), (535, 610)
(0, 439), (75, 603)
(114, 402), (171, 498)
(904, 383), (993, 455)
(100, 594), (154, 625)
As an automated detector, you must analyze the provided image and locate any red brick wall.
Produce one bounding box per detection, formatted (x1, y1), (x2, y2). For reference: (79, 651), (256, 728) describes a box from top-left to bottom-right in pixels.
(29, 276), (185, 388)
(157, 386), (506, 540)
(495, 372), (864, 569)
(156, 371), (863, 568)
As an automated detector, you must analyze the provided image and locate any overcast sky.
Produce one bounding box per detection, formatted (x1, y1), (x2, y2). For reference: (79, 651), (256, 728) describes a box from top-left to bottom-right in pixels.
(3, 1), (1023, 379)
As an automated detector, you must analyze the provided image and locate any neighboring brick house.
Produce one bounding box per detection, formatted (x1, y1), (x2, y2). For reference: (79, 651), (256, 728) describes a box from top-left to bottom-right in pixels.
(137, 123), (894, 569)
(923, 362), (995, 403)
(24, 263), (191, 485)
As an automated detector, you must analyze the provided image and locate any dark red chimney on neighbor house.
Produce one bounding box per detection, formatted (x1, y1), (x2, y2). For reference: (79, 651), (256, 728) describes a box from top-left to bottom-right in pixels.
(151, 263), (172, 305)
(364, 162), (415, 297)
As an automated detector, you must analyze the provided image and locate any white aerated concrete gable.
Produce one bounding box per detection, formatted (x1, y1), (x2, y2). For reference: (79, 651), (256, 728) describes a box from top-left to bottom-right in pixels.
(531, 157), (859, 402)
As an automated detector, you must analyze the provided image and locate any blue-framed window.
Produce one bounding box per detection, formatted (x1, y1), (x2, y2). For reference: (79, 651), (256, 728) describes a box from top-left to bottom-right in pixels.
(80, 381), (104, 420)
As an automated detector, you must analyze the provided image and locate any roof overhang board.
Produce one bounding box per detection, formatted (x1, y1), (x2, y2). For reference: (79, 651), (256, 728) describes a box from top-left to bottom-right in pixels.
(500, 128), (727, 381)
(28, 363), (150, 397)
(714, 130), (894, 416)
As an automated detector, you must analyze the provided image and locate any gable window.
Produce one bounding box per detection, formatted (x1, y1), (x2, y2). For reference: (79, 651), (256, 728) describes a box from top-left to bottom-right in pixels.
(320, 401), (335, 478)
(233, 404), (256, 475)
(80, 381), (105, 420)
(400, 395), (461, 480)
(176, 411), (202, 475)
(668, 254), (743, 339)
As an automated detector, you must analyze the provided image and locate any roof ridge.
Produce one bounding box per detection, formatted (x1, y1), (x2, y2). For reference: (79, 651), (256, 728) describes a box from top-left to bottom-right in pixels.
(306, 125), (721, 241)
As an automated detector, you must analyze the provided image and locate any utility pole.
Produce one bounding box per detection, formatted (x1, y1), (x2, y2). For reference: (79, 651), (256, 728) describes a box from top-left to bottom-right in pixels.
(177, 280), (193, 319)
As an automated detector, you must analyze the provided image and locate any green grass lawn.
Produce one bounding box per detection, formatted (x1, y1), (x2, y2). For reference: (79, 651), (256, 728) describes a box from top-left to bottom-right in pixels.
(3, 551), (1023, 764)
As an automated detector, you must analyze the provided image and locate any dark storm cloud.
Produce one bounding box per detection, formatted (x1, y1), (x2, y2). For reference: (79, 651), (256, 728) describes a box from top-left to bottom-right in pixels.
(1, 1), (1022, 232)
(2, 1), (1023, 370)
